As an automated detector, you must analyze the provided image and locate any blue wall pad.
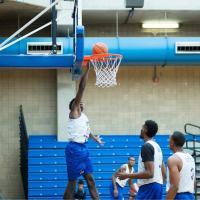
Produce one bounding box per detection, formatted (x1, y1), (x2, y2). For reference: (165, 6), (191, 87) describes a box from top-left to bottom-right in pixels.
(28, 134), (171, 199)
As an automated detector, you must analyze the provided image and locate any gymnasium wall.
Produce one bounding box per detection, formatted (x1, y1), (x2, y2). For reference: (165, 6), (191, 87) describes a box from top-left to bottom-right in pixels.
(0, 70), (56, 199)
(84, 24), (200, 37)
(0, 22), (200, 198)
(1, 67), (200, 198)
(1, 22), (200, 37)
(84, 67), (200, 134)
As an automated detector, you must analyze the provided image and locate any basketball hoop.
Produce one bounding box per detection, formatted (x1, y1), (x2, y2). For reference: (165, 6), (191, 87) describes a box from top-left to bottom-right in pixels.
(84, 53), (122, 88)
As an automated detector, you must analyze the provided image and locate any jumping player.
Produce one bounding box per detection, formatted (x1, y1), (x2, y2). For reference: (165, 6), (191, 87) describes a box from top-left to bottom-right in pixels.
(63, 64), (104, 200)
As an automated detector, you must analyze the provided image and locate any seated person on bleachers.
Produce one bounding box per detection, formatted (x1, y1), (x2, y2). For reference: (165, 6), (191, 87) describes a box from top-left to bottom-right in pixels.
(110, 157), (138, 200)
(74, 179), (86, 200)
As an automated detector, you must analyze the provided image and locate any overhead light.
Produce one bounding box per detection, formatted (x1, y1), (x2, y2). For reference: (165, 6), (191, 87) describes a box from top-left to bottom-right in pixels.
(142, 21), (179, 29)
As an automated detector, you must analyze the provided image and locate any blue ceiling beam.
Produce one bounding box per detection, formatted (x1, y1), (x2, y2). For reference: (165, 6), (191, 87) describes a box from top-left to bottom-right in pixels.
(0, 54), (74, 68)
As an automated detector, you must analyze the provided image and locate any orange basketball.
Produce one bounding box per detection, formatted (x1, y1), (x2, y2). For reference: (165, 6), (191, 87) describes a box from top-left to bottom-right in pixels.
(92, 42), (108, 54)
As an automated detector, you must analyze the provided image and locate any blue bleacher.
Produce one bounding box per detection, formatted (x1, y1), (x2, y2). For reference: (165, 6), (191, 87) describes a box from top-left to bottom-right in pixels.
(28, 134), (171, 199)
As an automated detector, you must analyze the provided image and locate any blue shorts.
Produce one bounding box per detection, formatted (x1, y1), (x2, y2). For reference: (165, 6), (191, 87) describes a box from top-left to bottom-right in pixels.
(65, 142), (93, 180)
(109, 182), (124, 200)
(175, 193), (195, 200)
(136, 182), (163, 200)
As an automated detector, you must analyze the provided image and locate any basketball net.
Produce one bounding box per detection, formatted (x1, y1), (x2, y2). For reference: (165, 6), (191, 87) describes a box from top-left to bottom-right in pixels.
(89, 53), (122, 88)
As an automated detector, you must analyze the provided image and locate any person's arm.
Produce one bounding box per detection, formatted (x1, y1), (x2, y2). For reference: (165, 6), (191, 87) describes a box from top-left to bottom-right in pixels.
(112, 165), (126, 198)
(70, 64), (90, 118)
(89, 133), (104, 145)
(128, 161), (154, 179)
(117, 163), (154, 180)
(128, 178), (138, 192)
(128, 178), (134, 188)
(117, 143), (154, 180)
(166, 157), (180, 200)
(112, 172), (119, 197)
(162, 161), (167, 183)
(84, 111), (104, 145)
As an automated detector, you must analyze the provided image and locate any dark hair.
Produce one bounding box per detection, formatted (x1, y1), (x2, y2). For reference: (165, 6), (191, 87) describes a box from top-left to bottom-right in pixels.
(69, 98), (75, 110)
(171, 131), (185, 147)
(144, 120), (158, 138)
(128, 156), (135, 161)
(78, 179), (84, 185)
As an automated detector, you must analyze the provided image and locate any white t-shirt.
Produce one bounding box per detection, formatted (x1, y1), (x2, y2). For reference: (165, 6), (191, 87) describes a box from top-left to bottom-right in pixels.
(116, 164), (134, 187)
(137, 140), (163, 186)
(166, 152), (195, 193)
(67, 113), (91, 143)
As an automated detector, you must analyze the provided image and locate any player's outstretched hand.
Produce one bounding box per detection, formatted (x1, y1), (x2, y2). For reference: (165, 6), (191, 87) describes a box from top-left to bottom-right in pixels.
(95, 135), (105, 146)
(116, 172), (129, 180)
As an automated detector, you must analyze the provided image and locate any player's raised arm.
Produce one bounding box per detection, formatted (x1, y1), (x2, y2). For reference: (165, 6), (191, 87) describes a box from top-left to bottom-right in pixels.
(74, 64), (90, 105)
(70, 64), (90, 118)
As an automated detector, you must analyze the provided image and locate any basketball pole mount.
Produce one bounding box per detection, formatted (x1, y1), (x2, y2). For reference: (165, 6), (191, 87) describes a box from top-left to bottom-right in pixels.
(51, 0), (57, 55)
(72, 25), (85, 81)
(72, 0), (84, 81)
(0, 0), (61, 49)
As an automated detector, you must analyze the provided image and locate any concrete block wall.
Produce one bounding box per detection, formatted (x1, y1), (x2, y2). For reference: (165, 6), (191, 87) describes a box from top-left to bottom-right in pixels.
(84, 67), (200, 135)
(1, 22), (200, 37)
(84, 24), (200, 37)
(0, 69), (57, 199)
(0, 67), (200, 198)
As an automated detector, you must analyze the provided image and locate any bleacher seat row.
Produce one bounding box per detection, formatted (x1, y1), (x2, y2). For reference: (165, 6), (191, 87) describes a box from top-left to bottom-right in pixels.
(28, 135), (171, 200)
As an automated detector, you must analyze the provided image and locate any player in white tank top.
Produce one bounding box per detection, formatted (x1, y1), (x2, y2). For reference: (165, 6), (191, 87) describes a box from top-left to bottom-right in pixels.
(67, 112), (91, 143)
(63, 64), (104, 200)
(137, 140), (163, 186)
(117, 120), (166, 200)
(166, 131), (195, 200)
(110, 157), (138, 199)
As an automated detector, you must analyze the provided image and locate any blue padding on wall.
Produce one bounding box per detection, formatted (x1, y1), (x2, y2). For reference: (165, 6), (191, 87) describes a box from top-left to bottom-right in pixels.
(76, 26), (84, 62)
(0, 54), (74, 68)
(28, 135), (171, 199)
(28, 148), (172, 158)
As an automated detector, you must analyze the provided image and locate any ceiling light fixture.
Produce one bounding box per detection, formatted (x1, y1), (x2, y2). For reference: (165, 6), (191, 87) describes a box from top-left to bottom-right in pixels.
(142, 21), (179, 29)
